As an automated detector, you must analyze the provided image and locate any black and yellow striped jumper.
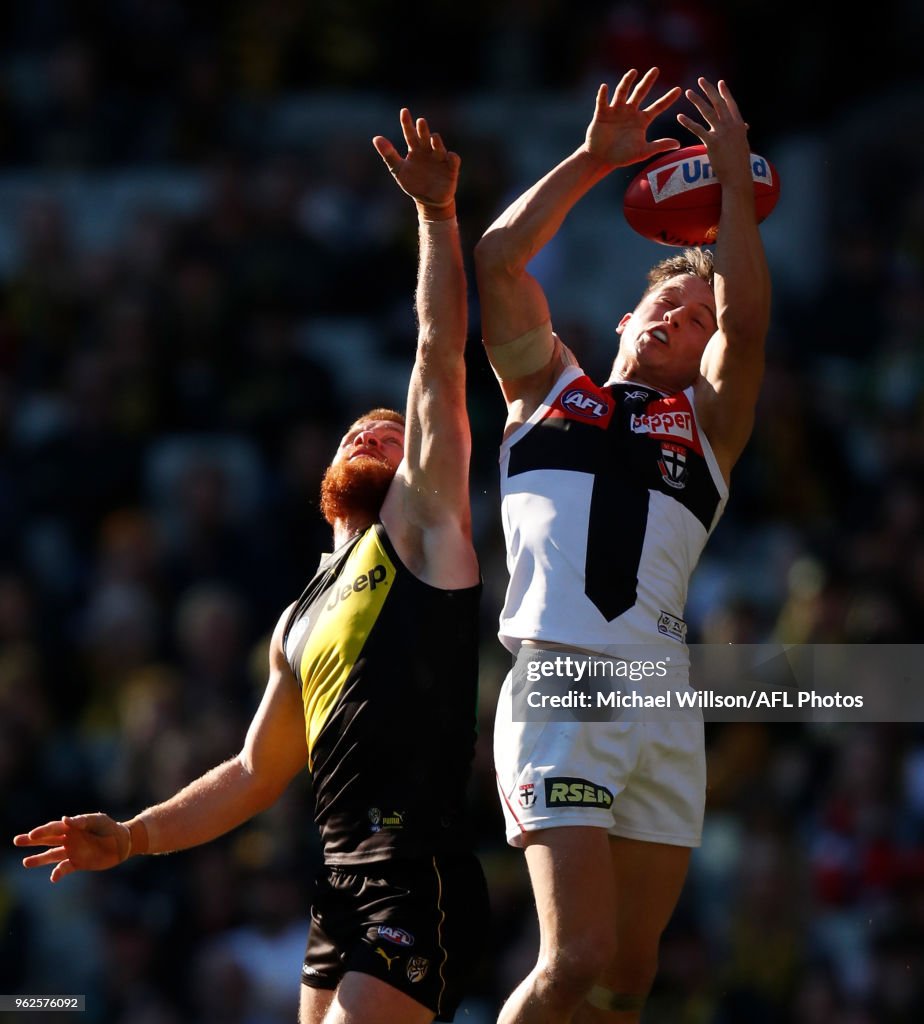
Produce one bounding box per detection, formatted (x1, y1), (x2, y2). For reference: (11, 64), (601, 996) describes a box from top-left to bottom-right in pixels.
(282, 521), (482, 866)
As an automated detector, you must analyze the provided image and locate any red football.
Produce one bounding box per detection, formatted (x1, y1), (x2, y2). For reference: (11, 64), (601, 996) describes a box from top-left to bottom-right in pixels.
(623, 144), (781, 247)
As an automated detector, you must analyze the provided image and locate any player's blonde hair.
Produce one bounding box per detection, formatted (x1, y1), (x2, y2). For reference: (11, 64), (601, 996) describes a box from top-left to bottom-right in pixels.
(644, 248), (715, 295)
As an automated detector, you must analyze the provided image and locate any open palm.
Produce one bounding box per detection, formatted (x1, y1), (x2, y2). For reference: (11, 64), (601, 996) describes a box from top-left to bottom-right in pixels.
(373, 107), (460, 208)
(585, 68), (682, 168)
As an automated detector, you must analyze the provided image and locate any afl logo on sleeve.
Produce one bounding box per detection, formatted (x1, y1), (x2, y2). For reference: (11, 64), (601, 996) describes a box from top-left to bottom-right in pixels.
(545, 376), (614, 428)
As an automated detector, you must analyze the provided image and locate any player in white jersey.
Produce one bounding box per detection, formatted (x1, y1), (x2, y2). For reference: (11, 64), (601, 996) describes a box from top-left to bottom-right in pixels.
(474, 69), (771, 1023)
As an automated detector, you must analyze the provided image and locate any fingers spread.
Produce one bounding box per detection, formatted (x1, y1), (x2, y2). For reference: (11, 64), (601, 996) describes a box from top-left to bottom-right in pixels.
(677, 113), (706, 142)
(612, 69), (638, 105)
(697, 77), (721, 103)
(22, 846), (66, 868)
(372, 136), (401, 175)
(649, 138), (682, 157)
(50, 860), (75, 884)
(684, 89), (712, 123)
(718, 80), (743, 119)
(399, 107), (415, 147)
(627, 66), (660, 106)
(14, 821), (67, 844)
(643, 86), (682, 119)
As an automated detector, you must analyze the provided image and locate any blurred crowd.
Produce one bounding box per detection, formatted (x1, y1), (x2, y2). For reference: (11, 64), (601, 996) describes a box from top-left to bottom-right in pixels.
(1, 2), (923, 1023)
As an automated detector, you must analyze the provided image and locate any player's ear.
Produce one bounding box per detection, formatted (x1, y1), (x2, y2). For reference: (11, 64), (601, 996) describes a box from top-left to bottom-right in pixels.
(616, 312), (632, 335)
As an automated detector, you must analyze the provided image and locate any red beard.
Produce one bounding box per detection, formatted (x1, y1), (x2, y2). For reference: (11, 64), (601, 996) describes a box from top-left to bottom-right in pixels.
(319, 455), (396, 528)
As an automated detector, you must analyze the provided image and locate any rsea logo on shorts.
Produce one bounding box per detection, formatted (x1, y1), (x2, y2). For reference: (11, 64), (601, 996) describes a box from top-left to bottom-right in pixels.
(545, 777), (614, 808)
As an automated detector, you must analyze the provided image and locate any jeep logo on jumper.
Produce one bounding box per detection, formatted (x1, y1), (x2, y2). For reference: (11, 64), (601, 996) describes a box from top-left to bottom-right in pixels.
(545, 777), (613, 808)
(327, 564), (388, 609)
(561, 388), (610, 419)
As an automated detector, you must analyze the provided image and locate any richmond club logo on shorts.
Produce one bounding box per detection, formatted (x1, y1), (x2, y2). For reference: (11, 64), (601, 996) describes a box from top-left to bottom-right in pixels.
(407, 956), (429, 983)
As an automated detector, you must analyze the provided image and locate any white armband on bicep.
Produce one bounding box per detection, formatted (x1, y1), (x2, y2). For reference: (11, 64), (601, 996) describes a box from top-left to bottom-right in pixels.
(485, 322), (557, 382)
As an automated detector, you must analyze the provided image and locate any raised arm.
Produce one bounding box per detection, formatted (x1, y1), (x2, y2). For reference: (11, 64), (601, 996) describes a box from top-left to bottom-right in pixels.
(683, 78), (772, 479)
(474, 68), (682, 416)
(14, 604), (308, 881)
(373, 109), (479, 588)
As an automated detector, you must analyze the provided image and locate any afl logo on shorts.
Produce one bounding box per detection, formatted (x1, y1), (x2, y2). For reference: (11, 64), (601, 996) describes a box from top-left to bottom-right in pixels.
(378, 925), (415, 947)
(561, 388), (610, 420)
(518, 782), (536, 808)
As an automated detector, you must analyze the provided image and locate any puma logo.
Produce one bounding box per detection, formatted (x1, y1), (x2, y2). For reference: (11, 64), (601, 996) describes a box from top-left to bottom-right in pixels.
(374, 946), (400, 971)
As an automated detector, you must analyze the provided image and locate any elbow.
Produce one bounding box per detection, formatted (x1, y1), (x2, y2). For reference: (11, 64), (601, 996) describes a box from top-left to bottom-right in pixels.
(474, 228), (516, 282)
(235, 753), (290, 814)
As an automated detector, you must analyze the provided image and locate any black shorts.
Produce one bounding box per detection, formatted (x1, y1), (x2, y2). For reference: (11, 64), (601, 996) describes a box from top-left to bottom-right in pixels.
(301, 852), (490, 1022)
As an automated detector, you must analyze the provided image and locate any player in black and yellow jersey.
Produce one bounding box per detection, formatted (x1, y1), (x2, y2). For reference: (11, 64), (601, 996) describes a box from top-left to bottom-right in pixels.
(15, 109), (490, 1024)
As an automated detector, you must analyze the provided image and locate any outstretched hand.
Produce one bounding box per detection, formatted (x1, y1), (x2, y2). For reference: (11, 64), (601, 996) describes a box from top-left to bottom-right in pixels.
(14, 813), (130, 882)
(678, 78), (752, 189)
(373, 108), (460, 211)
(584, 67), (682, 169)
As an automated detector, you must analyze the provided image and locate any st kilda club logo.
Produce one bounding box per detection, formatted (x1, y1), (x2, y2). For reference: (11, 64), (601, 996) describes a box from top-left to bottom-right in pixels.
(518, 782), (536, 808)
(658, 442), (688, 489)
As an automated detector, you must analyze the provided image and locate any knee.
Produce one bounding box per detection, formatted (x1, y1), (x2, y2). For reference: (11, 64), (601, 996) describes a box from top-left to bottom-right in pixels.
(537, 933), (617, 1004)
(600, 947), (659, 1003)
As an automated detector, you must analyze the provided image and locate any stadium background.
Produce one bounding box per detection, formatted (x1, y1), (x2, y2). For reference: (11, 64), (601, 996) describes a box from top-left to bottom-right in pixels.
(1, 2), (922, 1021)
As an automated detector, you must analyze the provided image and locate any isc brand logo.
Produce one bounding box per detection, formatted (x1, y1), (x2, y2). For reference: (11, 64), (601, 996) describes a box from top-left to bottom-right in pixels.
(650, 153), (773, 203)
(326, 564), (388, 610)
(561, 388), (610, 420)
(544, 777), (613, 808)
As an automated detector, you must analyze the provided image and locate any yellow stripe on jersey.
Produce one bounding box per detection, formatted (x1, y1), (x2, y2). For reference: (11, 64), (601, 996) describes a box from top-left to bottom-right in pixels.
(298, 528), (395, 768)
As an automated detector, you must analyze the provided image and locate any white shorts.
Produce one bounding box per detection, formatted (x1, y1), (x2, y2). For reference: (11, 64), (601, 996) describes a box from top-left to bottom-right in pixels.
(493, 651), (706, 848)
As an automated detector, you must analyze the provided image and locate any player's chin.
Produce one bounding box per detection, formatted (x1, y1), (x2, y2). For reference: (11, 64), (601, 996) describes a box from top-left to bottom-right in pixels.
(636, 339), (669, 362)
(348, 454), (391, 473)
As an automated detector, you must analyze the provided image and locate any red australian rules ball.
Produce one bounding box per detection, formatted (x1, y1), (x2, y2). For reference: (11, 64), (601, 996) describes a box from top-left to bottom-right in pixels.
(623, 144), (781, 247)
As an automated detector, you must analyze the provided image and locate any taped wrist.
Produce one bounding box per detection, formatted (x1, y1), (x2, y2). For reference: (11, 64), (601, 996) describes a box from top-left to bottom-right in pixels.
(418, 214), (459, 231)
(486, 322), (556, 382)
(121, 817), (150, 860)
(417, 200), (456, 223)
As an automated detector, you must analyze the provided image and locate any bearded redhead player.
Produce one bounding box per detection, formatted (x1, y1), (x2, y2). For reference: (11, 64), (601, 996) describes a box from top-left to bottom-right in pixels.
(14, 110), (489, 1024)
(475, 70), (770, 1022)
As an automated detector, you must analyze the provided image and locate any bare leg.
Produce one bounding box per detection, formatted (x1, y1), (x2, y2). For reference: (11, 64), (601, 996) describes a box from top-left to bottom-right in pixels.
(300, 985), (335, 1024)
(497, 827), (617, 1024)
(497, 832), (691, 1024)
(573, 837), (691, 1024)
(311, 971), (435, 1024)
